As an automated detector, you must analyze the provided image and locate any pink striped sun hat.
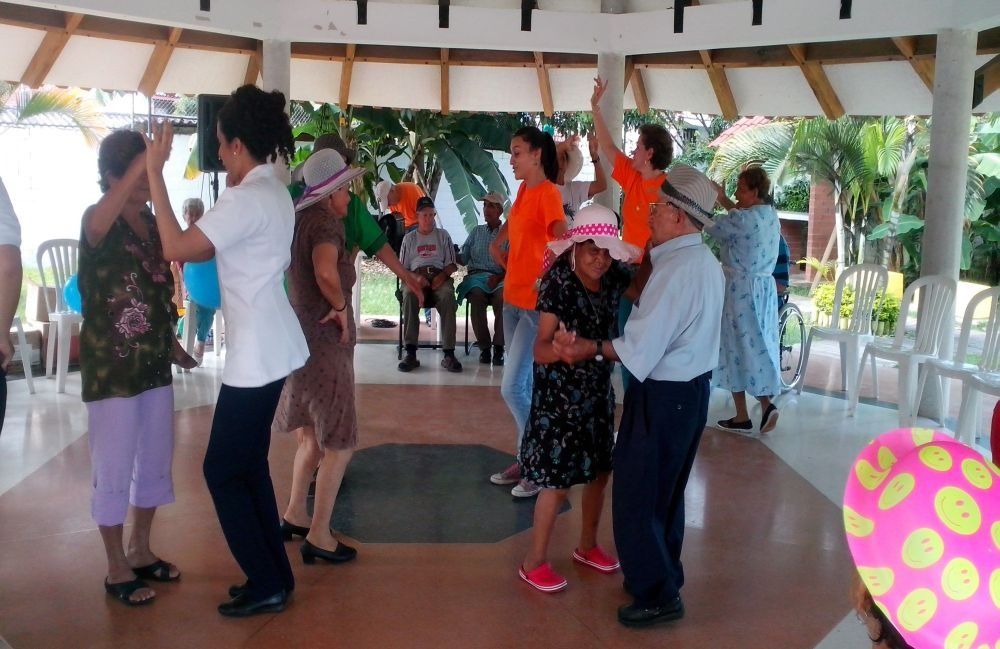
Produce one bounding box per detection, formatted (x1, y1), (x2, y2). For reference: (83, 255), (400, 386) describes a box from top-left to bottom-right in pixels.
(843, 427), (1000, 648)
(295, 149), (367, 212)
(542, 204), (640, 273)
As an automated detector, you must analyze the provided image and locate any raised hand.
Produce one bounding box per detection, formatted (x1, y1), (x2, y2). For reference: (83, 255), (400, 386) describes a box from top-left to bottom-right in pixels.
(142, 121), (174, 174)
(588, 132), (600, 159)
(590, 76), (608, 108)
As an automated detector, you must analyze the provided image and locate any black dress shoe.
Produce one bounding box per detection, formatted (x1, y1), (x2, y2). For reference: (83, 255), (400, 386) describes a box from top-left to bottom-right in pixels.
(301, 539), (357, 564)
(617, 596), (684, 628)
(228, 581), (249, 598)
(218, 591), (288, 618)
(280, 519), (309, 541)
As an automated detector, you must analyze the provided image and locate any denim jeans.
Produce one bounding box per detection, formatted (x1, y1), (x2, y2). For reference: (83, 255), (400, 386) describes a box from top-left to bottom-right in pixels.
(500, 305), (539, 453)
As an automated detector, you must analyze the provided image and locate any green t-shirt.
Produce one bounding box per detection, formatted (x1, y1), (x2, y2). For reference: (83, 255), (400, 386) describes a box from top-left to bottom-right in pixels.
(344, 193), (387, 257)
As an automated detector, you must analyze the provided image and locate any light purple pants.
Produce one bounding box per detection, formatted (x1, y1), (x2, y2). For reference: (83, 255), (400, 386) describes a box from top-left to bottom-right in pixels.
(86, 385), (175, 526)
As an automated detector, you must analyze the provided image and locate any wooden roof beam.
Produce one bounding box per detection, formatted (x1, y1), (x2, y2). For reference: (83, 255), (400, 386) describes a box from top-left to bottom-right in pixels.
(788, 44), (845, 119)
(892, 36), (934, 92)
(699, 50), (738, 120)
(625, 56), (650, 113)
(138, 27), (182, 97)
(533, 51), (553, 117)
(339, 43), (356, 112)
(440, 48), (450, 115)
(973, 54), (1000, 109)
(20, 12), (83, 88)
(243, 42), (262, 86)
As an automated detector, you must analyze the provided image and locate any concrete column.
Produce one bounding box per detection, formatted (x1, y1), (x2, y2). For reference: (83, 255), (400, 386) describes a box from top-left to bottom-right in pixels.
(262, 39), (291, 104)
(596, 0), (626, 211)
(596, 51), (624, 211)
(918, 28), (976, 418)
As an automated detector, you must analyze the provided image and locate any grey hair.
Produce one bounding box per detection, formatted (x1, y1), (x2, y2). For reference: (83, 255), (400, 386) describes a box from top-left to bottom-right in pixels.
(182, 198), (205, 218)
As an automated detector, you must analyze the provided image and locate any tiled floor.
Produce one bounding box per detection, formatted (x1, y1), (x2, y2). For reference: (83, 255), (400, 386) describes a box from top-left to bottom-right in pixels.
(0, 341), (994, 648)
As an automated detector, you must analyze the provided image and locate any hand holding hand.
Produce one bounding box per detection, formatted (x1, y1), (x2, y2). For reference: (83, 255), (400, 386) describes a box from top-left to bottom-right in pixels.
(142, 121), (174, 175)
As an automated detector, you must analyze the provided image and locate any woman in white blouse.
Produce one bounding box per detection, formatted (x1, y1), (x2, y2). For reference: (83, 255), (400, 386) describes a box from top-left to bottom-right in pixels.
(144, 85), (309, 618)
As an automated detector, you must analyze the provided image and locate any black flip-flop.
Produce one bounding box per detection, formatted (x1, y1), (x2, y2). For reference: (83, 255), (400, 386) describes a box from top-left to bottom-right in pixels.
(104, 578), (155, 607)
(716, 417), (753, 432)
(760, 404), (779, 433)
(132, 559), (180, 582)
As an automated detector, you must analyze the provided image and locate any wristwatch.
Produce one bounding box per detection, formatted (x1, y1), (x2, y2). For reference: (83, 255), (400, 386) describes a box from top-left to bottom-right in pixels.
(595, 339), (604, 362)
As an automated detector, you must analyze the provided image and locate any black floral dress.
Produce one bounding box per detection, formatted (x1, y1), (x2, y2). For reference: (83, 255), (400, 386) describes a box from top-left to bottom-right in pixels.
(519, 255), (631, 489)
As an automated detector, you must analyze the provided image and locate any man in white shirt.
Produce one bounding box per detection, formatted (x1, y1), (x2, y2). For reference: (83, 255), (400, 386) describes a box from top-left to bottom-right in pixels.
(554, 165), (724, 628)
(0, 178), (22, 434)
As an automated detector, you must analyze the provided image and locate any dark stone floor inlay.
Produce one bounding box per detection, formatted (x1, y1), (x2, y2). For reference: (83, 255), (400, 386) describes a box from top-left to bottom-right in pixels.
(324, 443), (570, 543)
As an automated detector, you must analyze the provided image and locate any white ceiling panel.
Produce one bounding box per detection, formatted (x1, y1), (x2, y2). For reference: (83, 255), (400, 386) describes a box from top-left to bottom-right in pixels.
(727, 66), (822, 116)
(549, 68), (598, 112)
(45, 36), (153, 92)
(0, 25), (45, 84)
(291, 58), (342, 105)
(350, 62), (440, 110)
(643, 68), (721, 115)
(449, 66), (541, 113)
(158, 48), (249, 97)
(825, 61), (932, 116)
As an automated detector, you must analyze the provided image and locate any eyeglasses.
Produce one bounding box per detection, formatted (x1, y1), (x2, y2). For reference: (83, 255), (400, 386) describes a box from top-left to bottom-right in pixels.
(648, 202), (670, 215)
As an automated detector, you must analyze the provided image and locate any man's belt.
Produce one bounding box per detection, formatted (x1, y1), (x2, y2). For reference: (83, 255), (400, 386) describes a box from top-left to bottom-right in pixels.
(415, 266), (442, 279)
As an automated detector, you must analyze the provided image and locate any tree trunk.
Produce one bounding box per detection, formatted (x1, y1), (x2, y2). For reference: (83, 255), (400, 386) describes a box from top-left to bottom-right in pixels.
(834, 185), (847, 272)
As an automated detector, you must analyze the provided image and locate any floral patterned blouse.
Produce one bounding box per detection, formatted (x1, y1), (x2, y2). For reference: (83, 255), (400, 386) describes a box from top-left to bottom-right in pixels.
(78, 211), (175, 402)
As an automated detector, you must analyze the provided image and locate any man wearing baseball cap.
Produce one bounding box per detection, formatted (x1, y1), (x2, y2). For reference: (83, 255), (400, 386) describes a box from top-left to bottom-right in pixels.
(457, 192), (507, 365)
(554, 164), (724, 627)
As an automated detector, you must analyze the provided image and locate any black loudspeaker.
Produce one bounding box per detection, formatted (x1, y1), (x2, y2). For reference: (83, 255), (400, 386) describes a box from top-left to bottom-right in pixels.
(197, 94), (228, 173)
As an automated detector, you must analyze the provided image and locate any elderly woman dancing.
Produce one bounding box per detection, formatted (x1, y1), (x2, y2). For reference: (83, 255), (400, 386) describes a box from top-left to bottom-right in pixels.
(272, 148), (362, 566)
(517, 204), (641, 593)
(708, 167), (782, 433)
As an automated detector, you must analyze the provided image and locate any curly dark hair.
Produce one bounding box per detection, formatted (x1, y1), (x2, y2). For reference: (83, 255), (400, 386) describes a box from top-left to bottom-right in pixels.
(97, 130), (146, 193)
(638, 123), (673, 171)
(513, 126), (558, 183)
(216, 85), (295, 165)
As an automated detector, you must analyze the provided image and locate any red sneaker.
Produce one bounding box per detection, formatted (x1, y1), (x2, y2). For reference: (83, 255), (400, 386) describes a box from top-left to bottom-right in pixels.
(518, 563), (567, 593)
(572, 546), (620, 573)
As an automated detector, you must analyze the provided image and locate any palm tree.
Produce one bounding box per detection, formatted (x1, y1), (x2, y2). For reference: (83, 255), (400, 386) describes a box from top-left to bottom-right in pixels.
(0, 82), (107, 147)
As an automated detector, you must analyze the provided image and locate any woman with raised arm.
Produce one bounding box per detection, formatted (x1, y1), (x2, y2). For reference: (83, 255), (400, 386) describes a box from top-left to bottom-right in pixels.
(143, 85), (309, 618)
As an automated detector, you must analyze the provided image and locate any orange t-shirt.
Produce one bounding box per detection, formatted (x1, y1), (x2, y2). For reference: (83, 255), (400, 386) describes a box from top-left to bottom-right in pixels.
(612, 151), (666, 258)
(390, 182), (426, 229)
(505, 181), (565, 310)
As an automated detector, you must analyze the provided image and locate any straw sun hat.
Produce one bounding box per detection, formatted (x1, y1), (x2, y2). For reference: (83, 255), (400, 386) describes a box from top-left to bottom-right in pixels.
(659, 163), (718, 228)
(294, 149), (366, 211)
(543, 204), (640, 273)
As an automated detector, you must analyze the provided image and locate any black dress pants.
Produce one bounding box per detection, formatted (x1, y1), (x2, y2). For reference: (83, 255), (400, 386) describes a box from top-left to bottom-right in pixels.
(612, 372), (711, 607)
(203, 378), (293, 600)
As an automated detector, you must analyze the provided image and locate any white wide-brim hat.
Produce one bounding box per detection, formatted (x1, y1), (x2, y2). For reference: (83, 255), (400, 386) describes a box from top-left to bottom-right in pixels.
(295, 149), (366, 211)
(543, 204), (640, 272)
(660, 163), (718, 228)
(374, 179), (393, 212)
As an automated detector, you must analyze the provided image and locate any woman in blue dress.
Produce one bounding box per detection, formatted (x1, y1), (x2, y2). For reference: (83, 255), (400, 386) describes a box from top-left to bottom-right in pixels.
(707, 167), (782, 433)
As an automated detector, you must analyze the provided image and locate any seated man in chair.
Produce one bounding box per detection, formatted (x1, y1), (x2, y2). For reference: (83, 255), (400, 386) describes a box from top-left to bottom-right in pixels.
(397, 197), (462, 373)
(457, 192), (505, 366)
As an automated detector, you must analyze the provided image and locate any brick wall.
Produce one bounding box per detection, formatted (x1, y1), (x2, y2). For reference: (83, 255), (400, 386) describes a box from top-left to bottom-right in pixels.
(806, 179), (837, 282)
(779, 220), (807, 265)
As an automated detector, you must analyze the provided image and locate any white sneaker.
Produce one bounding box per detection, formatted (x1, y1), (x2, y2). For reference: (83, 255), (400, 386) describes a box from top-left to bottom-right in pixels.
(511, 479), (541, 498)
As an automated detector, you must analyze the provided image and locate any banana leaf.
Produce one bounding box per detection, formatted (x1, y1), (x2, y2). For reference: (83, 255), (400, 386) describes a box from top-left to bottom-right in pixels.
(427, 140), (480, 233)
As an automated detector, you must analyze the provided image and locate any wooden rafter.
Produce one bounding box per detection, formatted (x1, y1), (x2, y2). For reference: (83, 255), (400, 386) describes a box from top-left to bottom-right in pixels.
(973, 54), (1000, 109)
(20, 12), (83, 88)
(699, 50), (738, 120)
(243, 42), (262, 86)
(892, 36), (934, 92)
(440, 48), (450, 115)
(339, 43), (356, 112)
(631, 68), (650, 114)
(138, 27), (182, 97)
(788, 44), (845, 119)
(533, 51), (553, 116)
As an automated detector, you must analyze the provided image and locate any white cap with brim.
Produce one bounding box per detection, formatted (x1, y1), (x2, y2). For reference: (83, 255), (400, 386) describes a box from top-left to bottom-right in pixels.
(295, 149), (367, 212)
(375, 180), (393, 212)
(478, 192), (506, 206)
(543, 204), (640, 273)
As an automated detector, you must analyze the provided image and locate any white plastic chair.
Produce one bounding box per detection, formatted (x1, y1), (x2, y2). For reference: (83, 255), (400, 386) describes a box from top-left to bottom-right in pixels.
(10, 316), (35, 394)
(913, 286), (1000, 443)
(36, 239), (81, 394)
(797, 263), (888, 398)
(956, 371), (1000, 448)
(848, 275), (956, 424)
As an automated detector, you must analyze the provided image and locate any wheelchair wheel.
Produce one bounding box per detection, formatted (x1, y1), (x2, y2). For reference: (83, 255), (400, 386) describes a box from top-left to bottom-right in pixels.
(778, 302), (806, 391)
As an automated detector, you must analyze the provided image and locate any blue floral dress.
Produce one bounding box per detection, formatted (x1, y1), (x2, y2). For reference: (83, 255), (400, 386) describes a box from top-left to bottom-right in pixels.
(519, 255), (630, 489)
(705, 204), (782, 397)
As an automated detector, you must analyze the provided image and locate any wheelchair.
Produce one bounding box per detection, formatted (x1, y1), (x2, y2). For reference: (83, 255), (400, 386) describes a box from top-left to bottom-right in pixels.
(777, 292), (805, 392)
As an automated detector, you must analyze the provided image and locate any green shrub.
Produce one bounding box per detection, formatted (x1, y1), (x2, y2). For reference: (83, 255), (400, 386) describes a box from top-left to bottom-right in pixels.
(874, 292), (901, 326)
(813, 283), (854, 319)
(774, 178), (811, 213)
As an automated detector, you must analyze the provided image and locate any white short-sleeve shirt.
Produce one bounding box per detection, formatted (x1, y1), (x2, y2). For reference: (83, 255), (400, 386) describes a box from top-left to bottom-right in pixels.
(0, 178), (23, 248)
(557, 180), (591, 224)
(195, 164), (308, 387)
